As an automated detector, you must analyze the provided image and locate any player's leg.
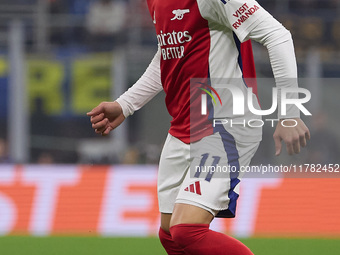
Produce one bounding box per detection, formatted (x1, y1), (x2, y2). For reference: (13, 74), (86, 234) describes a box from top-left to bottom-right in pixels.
(169, 204), (253, 255)
(170, 203), (213, 226)
(168, 132), (259, 255)
(158, 134), (190, 255)
(159, 213), (186, 255)
(161, 213), (172, 232)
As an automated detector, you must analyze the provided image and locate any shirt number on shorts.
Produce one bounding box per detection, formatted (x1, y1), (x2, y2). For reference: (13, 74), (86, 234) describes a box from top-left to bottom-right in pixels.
(194, 153), (221, 182)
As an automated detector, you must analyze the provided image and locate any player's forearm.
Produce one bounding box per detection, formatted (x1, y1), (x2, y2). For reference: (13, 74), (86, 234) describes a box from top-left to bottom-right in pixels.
(116, 48), (163, 117)
(249, 17), (300, 119)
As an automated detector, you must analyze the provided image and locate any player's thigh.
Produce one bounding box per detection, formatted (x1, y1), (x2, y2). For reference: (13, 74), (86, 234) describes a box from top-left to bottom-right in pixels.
(158, 134), (191, 214)
(174, 132), (260, 218)
(170, 203), (214, 228)
(160, 213), (172, 232)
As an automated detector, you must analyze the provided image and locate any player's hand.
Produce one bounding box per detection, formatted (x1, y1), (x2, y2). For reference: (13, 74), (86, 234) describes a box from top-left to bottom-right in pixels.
(87, 101), (125, 136)
(273, 118), (310, 156)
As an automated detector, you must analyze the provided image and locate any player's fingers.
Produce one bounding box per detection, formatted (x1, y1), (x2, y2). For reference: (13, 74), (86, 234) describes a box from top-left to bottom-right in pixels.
(306, 128), (311, 140)
(273, 134), (282, 156)
(87, 104), (104, 116)
(285, 140), (294, 155)
(92, 118), (108, 130)
(95, 125), (107, 134)
(101, 127), (113, 136)
(90, 113), (105, 124)
(300, 132), (307, 148)
(292, 138), (301, 154)
(95, 129), (107, 135)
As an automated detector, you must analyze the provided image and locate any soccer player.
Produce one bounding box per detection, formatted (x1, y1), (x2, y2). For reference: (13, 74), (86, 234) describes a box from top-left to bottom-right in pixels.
(87, 0), (310, 254)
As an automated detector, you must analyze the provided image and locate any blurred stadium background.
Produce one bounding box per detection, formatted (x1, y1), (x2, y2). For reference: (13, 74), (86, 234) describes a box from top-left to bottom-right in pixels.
(0, 0), (339, 254)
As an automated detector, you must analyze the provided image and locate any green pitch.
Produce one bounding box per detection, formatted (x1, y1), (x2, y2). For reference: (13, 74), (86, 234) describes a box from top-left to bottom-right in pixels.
(0, 236), (339, 255)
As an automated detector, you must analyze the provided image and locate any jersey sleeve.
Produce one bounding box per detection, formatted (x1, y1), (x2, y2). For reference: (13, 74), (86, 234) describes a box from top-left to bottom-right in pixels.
(208, 0), (272, 42)
(248, 17), (301, 119)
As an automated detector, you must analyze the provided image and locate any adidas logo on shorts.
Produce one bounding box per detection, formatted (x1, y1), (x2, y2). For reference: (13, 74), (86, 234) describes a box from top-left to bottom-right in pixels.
(184, 181), (201, 195)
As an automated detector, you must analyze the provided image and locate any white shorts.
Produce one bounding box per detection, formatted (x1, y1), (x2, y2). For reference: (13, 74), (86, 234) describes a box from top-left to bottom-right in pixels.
(158, 131), (260, 218)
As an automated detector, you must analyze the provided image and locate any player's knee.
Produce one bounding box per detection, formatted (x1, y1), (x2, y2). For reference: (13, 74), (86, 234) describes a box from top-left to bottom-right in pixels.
(170, 224), (189, 248)
(158, 227), (171, 246)
(170, 223), (209, 249)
